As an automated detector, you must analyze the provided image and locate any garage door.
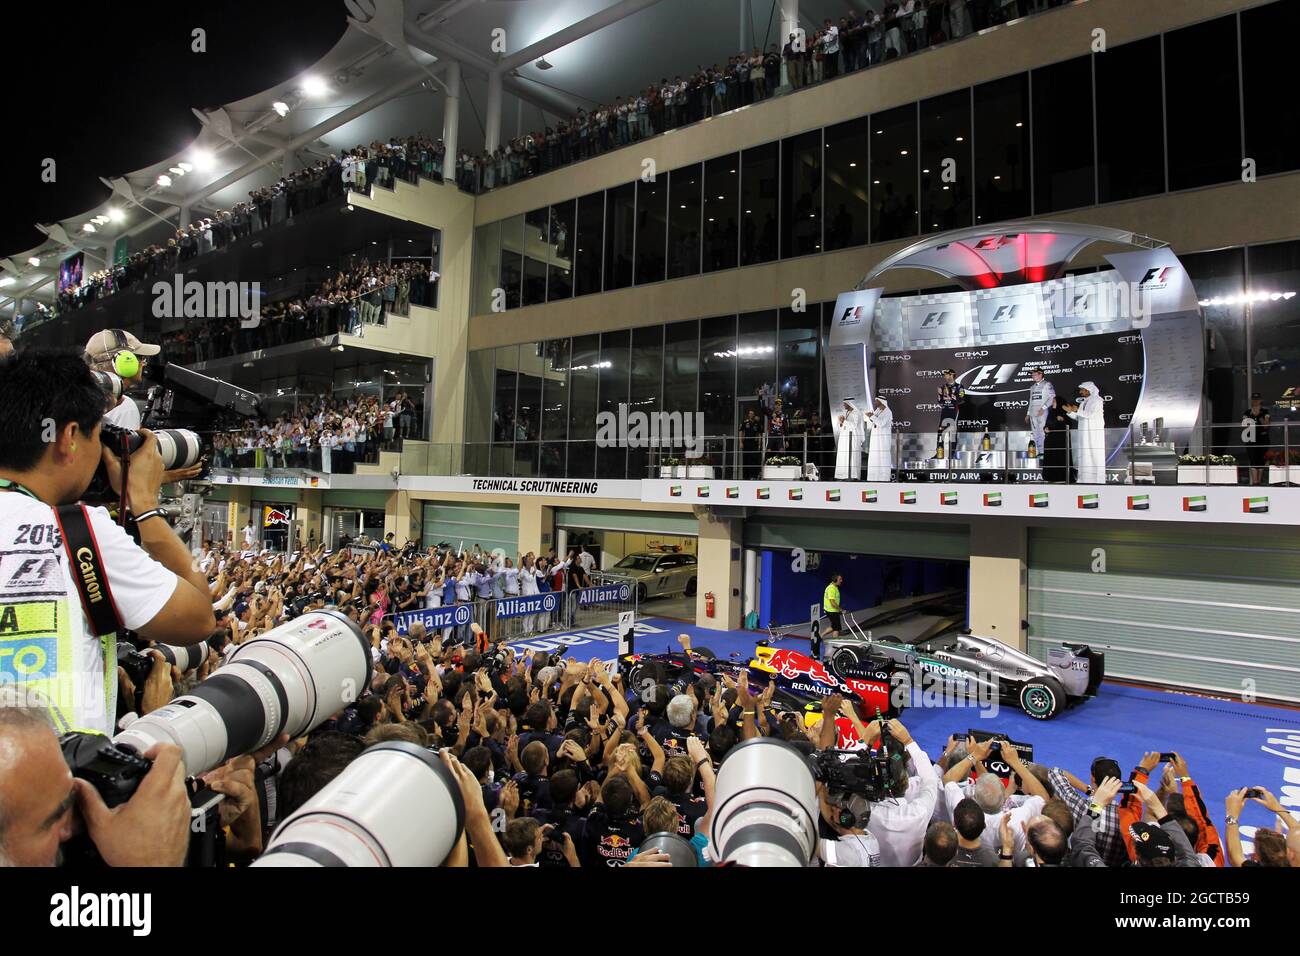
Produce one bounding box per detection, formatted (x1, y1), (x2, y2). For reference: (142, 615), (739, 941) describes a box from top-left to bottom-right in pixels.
(422, 502), (518, 554)
(743, 513), (969, 561)
(554, 508), (698, 537)
(1028, 526), (1300, 703)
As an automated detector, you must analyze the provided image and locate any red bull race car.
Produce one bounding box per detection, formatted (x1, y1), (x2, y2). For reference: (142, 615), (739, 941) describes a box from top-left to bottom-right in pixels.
(618, 642), (903, 748)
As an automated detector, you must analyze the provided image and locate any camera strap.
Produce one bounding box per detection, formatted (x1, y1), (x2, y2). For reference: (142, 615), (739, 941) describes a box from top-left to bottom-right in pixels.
(52, 503), (125, 731)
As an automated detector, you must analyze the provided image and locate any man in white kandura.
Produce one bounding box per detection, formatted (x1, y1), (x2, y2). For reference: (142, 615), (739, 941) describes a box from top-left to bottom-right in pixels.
(865, 396), (894, 481)
(835, 399), (864, 480)
(1067, 381), (1106, 484)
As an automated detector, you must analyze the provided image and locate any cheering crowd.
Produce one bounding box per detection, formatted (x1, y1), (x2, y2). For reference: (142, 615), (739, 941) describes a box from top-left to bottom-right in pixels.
(54, 134), (447, 317)
(212, 390), (422, 474)
(456, 0), (1070, 193)
(36, 536), (1287, 868)
(159, 258), (436, 364)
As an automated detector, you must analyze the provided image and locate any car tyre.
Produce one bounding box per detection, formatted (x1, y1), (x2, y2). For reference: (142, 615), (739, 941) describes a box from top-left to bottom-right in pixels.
(831, 646), (862, 672)
(684, 576), (697, 597)
(1019, 676), (1065, 720)
(693, 645), (716, 659)
(635, 583), (648, 604)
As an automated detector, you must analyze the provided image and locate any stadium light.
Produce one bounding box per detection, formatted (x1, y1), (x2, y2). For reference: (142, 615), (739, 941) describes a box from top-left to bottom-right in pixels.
(191, 150), (215, 171)
(301, 75), (328, 97)
(157, 174), (173, 187)
(82, 223), (96, 233)
(108, 208), (126, 222)
(272, 101), (290, 117)
(27, 257), (40, 267)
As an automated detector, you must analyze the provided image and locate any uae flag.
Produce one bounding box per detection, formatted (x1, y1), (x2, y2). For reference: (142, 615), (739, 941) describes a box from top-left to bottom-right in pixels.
(696, 485), (710, 498)
(1127, 494), (1150, 511)
(309, 476), (320, 487)
(940, 491), (958, 506)
(826, 489), (841, 502)
(900, 490), (916, 505)
(1183, 495), (1207, 512)
(861, 489), (877, 503)
(1244, 496), (1269, 513)
(726, 486), (740, 499)
(1077, 493), (1100, 509)
(669, 485), (682, 497)
(1030, 492), (1050, 508)
(788, 487), (804, 501)
(757, 487), (770, 500)
(983, 492), (1002, 507)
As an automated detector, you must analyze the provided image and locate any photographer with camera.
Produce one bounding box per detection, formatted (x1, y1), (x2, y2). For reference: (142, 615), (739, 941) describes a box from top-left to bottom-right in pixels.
(84, 329), (160, 431)
(0, 350), (216, 736)
(0, 685), (190, 867)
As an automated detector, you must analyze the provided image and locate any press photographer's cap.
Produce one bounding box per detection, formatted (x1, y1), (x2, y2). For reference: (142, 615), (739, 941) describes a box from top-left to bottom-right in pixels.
(85, 328), (161, 361)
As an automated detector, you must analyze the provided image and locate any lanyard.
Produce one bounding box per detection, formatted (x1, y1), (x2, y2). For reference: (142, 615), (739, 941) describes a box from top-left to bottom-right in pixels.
(0, 478), (42, 502)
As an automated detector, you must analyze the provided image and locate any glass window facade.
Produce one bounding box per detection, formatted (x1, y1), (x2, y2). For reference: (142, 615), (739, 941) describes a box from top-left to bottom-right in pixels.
(473, 4), (1291, 314)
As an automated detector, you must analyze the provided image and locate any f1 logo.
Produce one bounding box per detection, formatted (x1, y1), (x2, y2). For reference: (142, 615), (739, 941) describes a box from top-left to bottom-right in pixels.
(920, 311), (948, 329)
(966, 363), (1019, 387)
(990, 305), (1020, 323)
(839, 305), (865, 325)
(1139, 267), (1172, 286)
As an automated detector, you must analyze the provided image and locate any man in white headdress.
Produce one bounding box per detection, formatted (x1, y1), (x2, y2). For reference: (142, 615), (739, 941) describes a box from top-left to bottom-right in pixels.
(865, 396), (894, 481)
(1067, 381), (1106, 484)
(835, 399), (865, 480)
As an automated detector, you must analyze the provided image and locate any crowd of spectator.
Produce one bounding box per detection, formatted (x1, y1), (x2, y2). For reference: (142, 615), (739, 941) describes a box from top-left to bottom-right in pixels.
(53, 134), (447, 317)
(55, 538), (1292, 868)
(456, 0), (1071, 193)
(160, 257), (436, 364)
(211, 390), (422, 474)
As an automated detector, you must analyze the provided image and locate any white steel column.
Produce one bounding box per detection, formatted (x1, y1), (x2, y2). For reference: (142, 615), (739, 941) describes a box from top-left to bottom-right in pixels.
(442, 59), (462, 169)
(485, 71), (503, 153)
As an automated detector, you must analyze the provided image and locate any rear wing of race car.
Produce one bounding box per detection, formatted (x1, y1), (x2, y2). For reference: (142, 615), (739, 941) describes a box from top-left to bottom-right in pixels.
(1047, 643), (1105, 698)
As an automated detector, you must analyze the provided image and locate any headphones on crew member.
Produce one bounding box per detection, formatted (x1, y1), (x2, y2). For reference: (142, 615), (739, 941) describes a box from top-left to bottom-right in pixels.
(97, 329), (142, 379)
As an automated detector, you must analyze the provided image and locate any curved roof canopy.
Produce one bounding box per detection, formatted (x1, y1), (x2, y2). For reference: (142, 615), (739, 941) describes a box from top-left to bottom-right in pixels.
(858, 221), (1168, 292)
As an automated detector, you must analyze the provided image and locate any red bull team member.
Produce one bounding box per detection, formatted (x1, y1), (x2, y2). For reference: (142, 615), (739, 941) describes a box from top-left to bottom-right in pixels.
(0, 351), (215, 736)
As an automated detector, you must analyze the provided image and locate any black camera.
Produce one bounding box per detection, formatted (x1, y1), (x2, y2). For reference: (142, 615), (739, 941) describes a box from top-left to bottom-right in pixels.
(84, 423), (205, 505)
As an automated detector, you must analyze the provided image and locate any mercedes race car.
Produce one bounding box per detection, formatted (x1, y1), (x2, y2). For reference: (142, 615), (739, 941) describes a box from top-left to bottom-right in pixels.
(811, 590), (1103, 720)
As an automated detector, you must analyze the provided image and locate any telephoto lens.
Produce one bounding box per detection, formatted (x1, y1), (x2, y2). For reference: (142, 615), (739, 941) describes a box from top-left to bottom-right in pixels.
(101, 423), (203, 470)
(114, 609), (371, 775)
(639, 832), (699, 867)
(117, 640), (211, 689)
(253, 743), (465, 867)
(708, 737), (819, 867)
(91, 369), (123, 404)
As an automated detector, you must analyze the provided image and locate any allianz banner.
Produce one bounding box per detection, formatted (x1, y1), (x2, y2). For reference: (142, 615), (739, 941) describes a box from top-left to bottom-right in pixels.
(496, 593), (561, 620)
(392, 603), (473, 634)
(872, 329), (1145, 435)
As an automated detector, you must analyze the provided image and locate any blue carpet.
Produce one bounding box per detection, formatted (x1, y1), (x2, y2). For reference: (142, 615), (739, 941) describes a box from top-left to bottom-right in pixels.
(510, 618), (1300, 838)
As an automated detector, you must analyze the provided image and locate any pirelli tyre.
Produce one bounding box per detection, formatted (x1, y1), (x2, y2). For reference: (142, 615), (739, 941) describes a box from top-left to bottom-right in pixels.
(1019, 676), (1066, 720)
(684, 576), (698, 597)
(831, 645), (863, 672)
(628, 658), (664, 694)
(693, 646), (716, 660)
(635, 583), (648, 604)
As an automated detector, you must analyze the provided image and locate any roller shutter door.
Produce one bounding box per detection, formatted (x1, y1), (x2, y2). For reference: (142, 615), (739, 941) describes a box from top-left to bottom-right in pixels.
(421, 502), (518, 554)
(1028, 526), (1300, 702)
(743, 513), (969, 561)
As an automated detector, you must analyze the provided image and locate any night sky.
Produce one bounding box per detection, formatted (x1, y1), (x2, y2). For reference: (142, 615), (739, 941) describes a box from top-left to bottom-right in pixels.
(1, 1), (348, 258)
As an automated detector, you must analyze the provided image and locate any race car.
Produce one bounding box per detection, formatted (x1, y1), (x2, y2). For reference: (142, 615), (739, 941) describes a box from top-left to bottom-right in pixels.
(816, 590), (1103, 720)
(617, 642), (902, 748)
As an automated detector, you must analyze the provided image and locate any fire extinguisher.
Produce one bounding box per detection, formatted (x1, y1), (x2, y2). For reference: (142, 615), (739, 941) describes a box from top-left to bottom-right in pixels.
(705, 591), (716, 618)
